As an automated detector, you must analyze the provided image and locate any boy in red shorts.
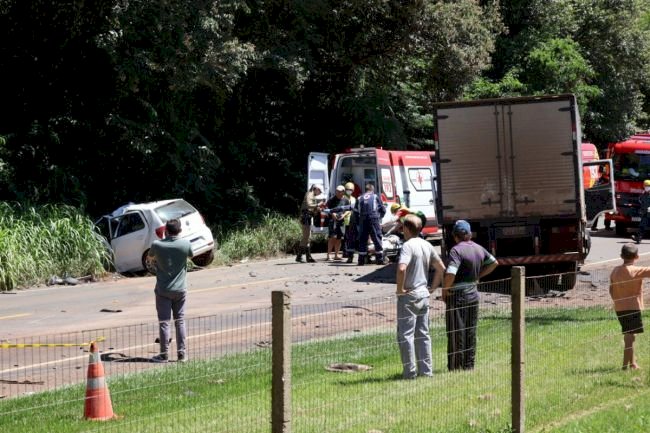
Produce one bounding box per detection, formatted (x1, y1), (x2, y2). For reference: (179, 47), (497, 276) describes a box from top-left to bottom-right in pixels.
(609, 243), (650, 370)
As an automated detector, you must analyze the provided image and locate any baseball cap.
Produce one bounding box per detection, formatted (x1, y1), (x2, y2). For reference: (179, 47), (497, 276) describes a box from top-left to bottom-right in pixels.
(335, 185), (345, 192)
(453, 219), (471, 234)
(312, 183), (324, 192)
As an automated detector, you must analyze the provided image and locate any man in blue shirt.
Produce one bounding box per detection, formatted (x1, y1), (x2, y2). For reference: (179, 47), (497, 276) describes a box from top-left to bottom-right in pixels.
(148, 219), (194, 363)
(356, 183), (386, 265)
(443, 220), (498, 371)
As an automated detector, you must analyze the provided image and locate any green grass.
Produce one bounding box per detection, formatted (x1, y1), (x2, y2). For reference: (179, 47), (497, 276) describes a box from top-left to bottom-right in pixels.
(211, 213), (326, 265)
(0, 202), (109, 291)
(0, 306), (647, 432)
(0, 208), (321, 287)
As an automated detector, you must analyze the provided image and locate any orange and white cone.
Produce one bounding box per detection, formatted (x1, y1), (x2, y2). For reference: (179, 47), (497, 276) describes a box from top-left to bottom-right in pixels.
(84, 342), (115, 421)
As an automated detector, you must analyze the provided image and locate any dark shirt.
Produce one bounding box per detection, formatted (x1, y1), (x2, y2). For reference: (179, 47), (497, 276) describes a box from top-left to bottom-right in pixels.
(447, 240), (497, 297)
(357, 192), (386, 219)
(326, 195), (348, 211)
(149, 237), (193, 293)
(326, 196), (349, 225)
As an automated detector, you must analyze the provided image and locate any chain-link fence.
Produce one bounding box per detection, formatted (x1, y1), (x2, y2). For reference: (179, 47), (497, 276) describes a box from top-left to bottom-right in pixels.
(1, 262), (648, 433)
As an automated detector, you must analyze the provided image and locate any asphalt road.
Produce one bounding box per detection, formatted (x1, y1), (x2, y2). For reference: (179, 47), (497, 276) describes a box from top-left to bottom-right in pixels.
(2, 225), (650, 340)
(3, 225), (650, 398)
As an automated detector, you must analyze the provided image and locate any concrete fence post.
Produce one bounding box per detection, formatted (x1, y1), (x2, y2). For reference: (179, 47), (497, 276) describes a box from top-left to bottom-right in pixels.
(511, 266), (525, 433)
(272, 290), (291, 433)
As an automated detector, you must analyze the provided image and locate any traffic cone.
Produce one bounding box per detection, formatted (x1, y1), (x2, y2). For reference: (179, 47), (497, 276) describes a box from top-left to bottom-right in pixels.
(84, 342), (115, 421)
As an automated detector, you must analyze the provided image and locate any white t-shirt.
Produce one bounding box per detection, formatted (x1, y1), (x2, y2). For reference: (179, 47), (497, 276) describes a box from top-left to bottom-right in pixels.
(399, 237), (440, 297)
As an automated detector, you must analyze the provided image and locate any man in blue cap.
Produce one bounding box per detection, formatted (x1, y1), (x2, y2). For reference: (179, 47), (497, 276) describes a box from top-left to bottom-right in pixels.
(442, 219), (498, 371)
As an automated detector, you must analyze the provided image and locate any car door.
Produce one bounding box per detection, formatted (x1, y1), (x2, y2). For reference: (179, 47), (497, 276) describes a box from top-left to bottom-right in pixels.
(110, 211), (148, 272)
(583, 159), (616, 224)
(308, 152), (329, 234)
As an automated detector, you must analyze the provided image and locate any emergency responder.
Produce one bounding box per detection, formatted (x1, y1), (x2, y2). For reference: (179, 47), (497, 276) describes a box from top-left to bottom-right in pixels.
(343, 182), (358, 263)
(356, 183), (386, 265)
(297, 184), (324, 262)
(632, 179), (650, 244)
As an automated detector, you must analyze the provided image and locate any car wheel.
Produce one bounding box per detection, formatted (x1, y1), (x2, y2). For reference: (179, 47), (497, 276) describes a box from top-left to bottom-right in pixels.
(143, 250), (157, 275)
(191, 250), (215, 267)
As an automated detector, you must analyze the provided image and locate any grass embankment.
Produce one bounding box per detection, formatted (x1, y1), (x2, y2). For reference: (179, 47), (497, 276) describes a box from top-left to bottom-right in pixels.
(212, 213), (325, 265)
(0, 203), (109, 291)
(0, 307), (647, 432)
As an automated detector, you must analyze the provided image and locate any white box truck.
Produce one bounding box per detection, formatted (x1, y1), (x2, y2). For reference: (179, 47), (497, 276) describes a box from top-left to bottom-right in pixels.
(433, 94), (615, 290)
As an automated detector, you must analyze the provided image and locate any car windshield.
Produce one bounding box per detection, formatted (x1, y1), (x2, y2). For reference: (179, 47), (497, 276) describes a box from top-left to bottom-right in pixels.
(613, 153), (650, 181)
(154, 200), (197, 222)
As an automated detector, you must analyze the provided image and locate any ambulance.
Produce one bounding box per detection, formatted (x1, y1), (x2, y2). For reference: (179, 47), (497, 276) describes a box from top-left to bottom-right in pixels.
(307, 148), (440, 238)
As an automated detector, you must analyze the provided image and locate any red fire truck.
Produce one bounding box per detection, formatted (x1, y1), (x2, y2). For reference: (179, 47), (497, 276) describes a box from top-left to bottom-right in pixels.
(605, 135), (650, 236)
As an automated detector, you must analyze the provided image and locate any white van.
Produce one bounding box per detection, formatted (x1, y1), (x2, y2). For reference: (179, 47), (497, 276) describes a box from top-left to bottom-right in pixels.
(308, 147), (440, 238)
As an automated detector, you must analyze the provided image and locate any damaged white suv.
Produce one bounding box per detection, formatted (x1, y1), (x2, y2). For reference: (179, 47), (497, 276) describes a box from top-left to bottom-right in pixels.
(95, 199), (216, 274)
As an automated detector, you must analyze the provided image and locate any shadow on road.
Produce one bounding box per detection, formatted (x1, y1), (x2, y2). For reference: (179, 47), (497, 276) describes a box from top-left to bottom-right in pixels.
(353, 263), (397, 284)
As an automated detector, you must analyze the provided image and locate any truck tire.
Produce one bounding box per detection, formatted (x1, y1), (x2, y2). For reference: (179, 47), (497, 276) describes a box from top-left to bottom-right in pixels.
(558, 262), (577, 291)
(583, 231), (591, 257)
(615, 223), (628, 237)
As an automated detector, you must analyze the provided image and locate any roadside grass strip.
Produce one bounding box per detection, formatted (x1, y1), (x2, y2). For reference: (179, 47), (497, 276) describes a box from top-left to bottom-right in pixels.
(0, 306), (647, 433)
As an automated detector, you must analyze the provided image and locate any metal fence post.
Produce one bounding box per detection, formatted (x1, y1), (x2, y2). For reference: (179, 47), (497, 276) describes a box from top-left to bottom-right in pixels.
(272, 291), (291, 433)
(511, 266), (525, 433)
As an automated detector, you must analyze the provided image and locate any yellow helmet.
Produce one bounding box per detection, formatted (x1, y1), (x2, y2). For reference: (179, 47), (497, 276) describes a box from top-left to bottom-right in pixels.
(390, 203), (402, 214)
(344, 182), (355, 190)
(644, 180), (650, 187)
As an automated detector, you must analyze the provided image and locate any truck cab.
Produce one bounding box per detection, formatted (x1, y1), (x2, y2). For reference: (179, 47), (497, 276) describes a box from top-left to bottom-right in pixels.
(605, 136), (650, 236)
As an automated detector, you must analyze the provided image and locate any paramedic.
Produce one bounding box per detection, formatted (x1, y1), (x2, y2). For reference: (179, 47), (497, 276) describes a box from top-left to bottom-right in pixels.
(356, 183), (386, 265)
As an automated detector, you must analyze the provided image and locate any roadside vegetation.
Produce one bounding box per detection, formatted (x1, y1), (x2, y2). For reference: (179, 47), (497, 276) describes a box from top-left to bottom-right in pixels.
(0, 208), (312, 290)
(212, 213), (324, 266)
(1, 307), (647, 432)
(0, 203), (109, 291)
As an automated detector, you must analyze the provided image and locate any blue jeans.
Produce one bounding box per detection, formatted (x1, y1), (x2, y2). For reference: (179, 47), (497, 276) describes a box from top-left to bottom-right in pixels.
(155, 291), (187, 356)
(397, 294), (432, 379)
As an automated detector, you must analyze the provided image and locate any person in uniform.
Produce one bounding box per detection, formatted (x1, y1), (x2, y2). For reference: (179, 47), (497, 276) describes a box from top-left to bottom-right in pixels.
(356, 183), (386, 265)
(342, 182), (358, 263)
(632, 179), (650, 244)
(296, 184), (324, 263)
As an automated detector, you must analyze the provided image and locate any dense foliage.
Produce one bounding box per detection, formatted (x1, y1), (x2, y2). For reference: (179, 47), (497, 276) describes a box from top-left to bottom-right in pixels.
(0, 0), (649, 223)
(0, 203), (109, 290)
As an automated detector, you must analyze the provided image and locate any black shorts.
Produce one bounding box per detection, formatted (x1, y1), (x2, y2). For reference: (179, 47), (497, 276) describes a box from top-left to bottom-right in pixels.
(327, 218), (344, 239)
(616, 310), (644, 334)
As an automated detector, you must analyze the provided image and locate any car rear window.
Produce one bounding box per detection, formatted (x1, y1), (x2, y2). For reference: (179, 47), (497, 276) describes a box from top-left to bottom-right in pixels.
(154, 200), (197, 222)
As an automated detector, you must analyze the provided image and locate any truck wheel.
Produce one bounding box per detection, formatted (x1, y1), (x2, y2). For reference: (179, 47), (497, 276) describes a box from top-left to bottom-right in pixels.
(615, 223), (628, 237)
(558, 263), (577, 291)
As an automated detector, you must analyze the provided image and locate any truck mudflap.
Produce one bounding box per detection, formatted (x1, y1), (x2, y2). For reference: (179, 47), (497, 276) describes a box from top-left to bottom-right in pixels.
(497, 253), (582, 266)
